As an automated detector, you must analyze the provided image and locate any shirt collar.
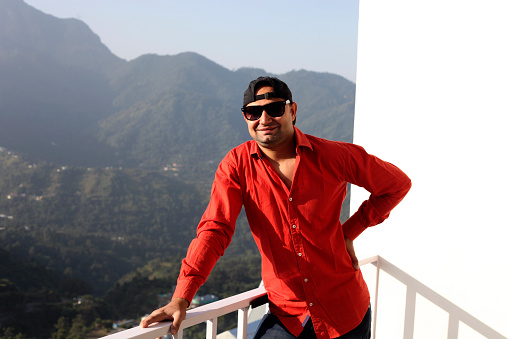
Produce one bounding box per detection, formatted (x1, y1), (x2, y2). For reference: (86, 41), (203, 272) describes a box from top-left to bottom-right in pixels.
(249, 127), (313, 159)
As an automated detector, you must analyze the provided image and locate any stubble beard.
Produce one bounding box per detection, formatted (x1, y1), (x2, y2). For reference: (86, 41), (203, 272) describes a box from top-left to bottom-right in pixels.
(254, 126), (293, 150)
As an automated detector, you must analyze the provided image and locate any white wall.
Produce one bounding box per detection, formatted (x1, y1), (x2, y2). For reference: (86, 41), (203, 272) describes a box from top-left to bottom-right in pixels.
(352, 1), (509, 337)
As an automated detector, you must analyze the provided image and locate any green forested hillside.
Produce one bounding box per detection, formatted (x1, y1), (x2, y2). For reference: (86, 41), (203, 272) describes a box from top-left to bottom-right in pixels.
(0, 149), (263, 339)
(0, 247), (102, 339)
(0, 150), (206, 294)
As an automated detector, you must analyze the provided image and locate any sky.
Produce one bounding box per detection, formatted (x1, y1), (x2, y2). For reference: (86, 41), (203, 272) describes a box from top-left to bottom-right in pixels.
(23, 0), (360, 82)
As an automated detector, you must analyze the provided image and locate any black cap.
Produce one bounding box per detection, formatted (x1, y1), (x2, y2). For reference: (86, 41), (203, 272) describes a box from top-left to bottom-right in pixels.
(243, 76), (292, 107)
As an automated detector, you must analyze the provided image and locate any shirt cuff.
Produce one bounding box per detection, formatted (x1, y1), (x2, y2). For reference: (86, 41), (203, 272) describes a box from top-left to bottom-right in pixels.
(342, 212), (367, 240)
(172, 279), (200, 305)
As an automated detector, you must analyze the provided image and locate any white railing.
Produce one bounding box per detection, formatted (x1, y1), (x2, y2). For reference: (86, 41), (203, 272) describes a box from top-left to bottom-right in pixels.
(370, 257), (507, 339)
(101, 286), (267, 339)
(100, 255), (507, 339)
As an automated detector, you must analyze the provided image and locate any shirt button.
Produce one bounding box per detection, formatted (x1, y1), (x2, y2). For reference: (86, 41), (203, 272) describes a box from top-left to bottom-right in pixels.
(289, 197), (293, 201)
(292, 225), (297, 229)
(304, 278), (308, 282)
(309, 303), (313, 307)
(298, 253), (302, 256)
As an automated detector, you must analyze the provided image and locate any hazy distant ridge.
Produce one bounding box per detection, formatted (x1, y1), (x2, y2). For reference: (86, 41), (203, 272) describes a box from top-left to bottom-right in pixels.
(0, 0), (355, 174)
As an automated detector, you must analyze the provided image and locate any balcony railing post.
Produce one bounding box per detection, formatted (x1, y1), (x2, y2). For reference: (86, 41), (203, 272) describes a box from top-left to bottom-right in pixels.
(402, 286), (416, 339)
(372, 256), (380, 339)
(172, 328), (183, 339)
(447, 314), (459, 339)
(206, 318), (217, 339)
(237, 306), (249, 339)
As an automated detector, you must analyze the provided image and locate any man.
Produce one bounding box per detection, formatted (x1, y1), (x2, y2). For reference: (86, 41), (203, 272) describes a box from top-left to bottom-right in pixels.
(141, 76), (411, 338)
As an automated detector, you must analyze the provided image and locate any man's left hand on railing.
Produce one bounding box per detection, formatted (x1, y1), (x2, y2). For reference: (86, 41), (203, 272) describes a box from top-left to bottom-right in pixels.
(140, 297), (189, 335)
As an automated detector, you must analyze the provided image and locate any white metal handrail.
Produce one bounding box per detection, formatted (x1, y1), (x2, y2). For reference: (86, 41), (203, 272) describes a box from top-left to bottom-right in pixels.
(101, 286), (267, 339)
(372, 256), (507, 339)
(100, 255), (507, 339)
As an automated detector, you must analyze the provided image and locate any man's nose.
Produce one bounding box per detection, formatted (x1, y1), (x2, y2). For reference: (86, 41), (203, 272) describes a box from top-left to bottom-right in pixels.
(259, 110), (273, 124)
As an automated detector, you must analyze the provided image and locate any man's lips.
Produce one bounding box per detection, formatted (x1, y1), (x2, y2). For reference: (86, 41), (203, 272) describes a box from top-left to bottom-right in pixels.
(256, 125), (278, 132)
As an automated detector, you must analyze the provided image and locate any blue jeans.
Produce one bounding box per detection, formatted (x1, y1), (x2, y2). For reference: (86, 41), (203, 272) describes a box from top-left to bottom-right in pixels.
(252, 305), (371, 339)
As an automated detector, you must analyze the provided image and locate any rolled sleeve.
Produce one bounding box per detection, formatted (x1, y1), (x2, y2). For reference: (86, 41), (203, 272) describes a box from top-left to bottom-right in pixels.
(172, 153), (243, 302)
(342, 144), (411, 240)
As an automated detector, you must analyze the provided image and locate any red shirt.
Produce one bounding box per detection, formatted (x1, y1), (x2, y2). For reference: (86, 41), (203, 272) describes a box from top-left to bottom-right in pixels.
(173, 127), (411, 338)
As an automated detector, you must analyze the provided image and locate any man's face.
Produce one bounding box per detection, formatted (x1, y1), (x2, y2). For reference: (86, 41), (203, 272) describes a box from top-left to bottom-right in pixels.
(244, 86), (297, 150)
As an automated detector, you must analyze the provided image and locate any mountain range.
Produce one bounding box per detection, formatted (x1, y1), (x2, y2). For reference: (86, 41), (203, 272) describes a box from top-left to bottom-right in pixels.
(0, 0), (355, 175)
(0, 0), (356, 293)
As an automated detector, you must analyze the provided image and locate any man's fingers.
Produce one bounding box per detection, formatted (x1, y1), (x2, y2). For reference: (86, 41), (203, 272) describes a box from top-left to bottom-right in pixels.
(344, 236), (360, 271)
(169, 310), (185, 335)
(140, 310), (171, 328)
(140, 315), (152, 328)
(349, 247), (359, 270)
(140, 314), (157, 328)
(140, 298), (188, 333)
(351, 255), (360, 270)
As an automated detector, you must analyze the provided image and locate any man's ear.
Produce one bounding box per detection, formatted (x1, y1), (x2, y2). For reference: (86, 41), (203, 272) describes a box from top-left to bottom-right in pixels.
(291, 102), (297, 123)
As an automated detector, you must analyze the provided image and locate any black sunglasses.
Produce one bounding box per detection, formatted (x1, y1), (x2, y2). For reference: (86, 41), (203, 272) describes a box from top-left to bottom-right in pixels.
(241, 100), (290, 121)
